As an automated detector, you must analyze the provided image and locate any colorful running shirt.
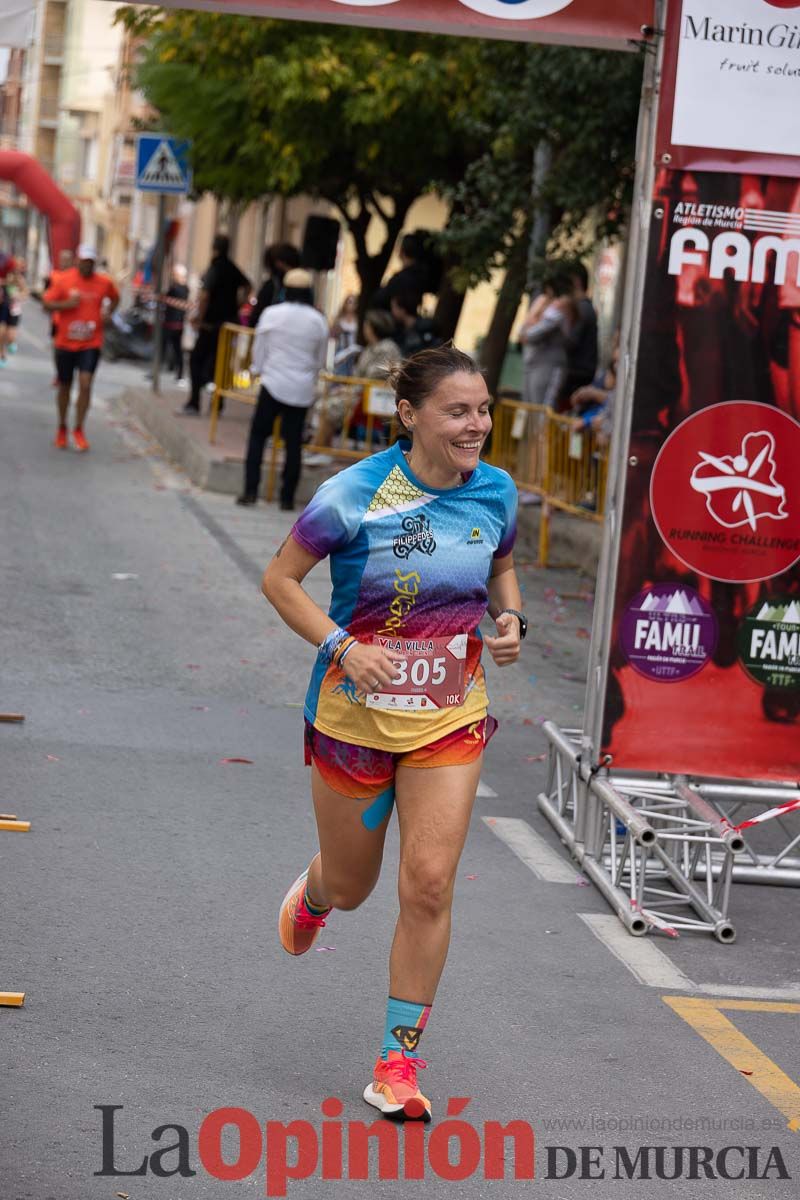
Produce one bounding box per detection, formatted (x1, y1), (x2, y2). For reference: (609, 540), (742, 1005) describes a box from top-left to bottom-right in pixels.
(292, 440), (518, 752)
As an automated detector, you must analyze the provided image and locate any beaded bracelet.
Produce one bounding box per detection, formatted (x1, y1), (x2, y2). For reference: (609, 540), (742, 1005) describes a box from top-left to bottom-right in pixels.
(318, 626), (350, 665)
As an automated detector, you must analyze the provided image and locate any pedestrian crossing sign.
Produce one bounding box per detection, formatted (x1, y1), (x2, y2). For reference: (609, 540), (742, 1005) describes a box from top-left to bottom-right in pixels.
(135, 134), (192, 194)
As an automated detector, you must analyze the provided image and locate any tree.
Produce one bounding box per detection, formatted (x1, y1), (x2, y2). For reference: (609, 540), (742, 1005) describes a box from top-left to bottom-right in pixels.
(117, 7), (505, 318)
(436, 42), (644, 389)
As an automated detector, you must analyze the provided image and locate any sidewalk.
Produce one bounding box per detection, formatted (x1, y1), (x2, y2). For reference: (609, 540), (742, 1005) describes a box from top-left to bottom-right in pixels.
(118, 380), (604, 575)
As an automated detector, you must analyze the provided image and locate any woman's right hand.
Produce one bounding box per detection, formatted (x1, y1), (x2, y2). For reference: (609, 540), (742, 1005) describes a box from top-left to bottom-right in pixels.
(339, 642), (400, 694)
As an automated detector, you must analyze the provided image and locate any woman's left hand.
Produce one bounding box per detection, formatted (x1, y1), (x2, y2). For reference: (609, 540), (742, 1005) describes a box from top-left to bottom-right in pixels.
(484, 612), (522, 667)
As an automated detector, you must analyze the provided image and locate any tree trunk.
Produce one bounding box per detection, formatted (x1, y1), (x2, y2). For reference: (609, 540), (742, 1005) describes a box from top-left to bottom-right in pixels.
(480, 231), (528, 399)
(433, 269), (466, 343)
(334, 191), (414, 329)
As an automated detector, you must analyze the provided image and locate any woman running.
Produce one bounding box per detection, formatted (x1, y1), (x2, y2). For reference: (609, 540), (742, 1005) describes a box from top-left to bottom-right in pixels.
(262, 345), (526, 1121)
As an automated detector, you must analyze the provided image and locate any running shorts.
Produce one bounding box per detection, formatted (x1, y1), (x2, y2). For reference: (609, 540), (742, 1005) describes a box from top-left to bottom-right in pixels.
(55, 347), (101, 384)
(305, 715), (497, 810)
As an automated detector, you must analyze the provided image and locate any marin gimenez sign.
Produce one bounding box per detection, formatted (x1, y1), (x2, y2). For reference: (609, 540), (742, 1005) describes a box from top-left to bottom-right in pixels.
(94, 1104), (791, 1194)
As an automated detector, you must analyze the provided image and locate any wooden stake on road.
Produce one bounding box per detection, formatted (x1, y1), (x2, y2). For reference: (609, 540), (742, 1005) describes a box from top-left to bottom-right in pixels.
(0, 819), (30, 832)
(0, 713), (25, 722)
(0, 992), (25, 1007)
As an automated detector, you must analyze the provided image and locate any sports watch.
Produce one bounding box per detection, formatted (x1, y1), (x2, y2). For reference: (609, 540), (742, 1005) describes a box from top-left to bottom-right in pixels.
(497, 608), (528, 639)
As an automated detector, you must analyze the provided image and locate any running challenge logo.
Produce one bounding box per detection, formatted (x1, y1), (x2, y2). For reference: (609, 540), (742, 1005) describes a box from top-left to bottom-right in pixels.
(689, 432), (788, 532)
(650, 402), (800, 583)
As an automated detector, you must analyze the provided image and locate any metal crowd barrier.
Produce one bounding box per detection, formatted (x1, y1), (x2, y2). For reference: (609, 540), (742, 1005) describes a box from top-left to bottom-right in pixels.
(208, 324), (400, 457)
(208, 326), (609, 562)
(488, 399), (608, 566)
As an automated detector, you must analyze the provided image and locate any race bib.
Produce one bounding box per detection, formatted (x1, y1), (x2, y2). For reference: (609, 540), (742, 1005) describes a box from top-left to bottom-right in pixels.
(67, 320), (96, 342)
(366, 633), (467, 711)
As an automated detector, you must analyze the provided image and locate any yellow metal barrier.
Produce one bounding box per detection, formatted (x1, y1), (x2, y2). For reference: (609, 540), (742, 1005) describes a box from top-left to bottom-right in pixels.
(208, 323), (400, 492)
(209, 323), (260, 445)
(489, 399), (608, 566)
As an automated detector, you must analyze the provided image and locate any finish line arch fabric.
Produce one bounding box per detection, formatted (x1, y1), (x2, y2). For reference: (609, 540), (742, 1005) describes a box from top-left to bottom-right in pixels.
(142, 0), (653, 50)
(0, 152), (80, 264)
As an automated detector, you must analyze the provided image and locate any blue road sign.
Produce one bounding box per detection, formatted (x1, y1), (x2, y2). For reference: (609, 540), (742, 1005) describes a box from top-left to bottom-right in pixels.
(135, 134), (192, 195)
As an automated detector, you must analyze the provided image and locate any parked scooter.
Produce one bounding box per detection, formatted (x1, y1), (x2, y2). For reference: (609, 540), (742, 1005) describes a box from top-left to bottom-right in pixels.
(104, 302), (155, 362)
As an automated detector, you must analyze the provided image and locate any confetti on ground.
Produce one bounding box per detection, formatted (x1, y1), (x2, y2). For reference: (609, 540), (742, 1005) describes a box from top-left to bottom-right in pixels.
(315, 946), (337, 952)
(528, 674), (537, 686)
(576, 875), (591, 887)
(191, 705), (210, 711)
(576, 628), (591, 639)
(46, 755), (59, 762)
(466, 875), (478, 880)
(526, 753), (547, 763)
(111, 573), (139, 581)
(219, 757), (254, 765)
(186, 664), (201, 670)
(560, 673), (584, 682)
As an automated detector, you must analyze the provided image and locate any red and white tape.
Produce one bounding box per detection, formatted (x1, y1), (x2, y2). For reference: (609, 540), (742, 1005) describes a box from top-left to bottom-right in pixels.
(631, 901), (679, 938)
(734, 796), (800, 832)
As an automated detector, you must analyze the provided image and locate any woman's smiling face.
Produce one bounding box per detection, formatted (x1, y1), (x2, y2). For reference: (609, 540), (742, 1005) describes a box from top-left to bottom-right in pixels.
(399, 371), (492, 479)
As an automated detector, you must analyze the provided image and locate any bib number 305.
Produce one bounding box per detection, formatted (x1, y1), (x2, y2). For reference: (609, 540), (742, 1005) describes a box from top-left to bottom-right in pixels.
(366, 633), (467, 711)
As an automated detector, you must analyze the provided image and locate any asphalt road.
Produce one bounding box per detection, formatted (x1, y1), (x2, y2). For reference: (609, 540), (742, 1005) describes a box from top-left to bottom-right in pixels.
(2, 310), (798, 1199)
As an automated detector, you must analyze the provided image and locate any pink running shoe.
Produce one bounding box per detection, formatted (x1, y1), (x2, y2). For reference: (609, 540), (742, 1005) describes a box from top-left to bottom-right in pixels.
(363, 1051), (431, 1122)
(278, 868), (330, 956)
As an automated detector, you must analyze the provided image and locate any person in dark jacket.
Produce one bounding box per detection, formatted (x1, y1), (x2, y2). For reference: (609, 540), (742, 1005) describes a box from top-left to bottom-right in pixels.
(559, 260), (599, 406)
(249, 243), (301, 329)
(164, 263), (189, 382)
(183, 234), (250, 414)
(370, 232), (433, 313)
(390, 290), (442, 356)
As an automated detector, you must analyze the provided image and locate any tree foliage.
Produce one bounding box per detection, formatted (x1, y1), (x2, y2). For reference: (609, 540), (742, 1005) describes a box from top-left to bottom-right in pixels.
(116, 7), (498, 306)
(439, 42), (645, 289)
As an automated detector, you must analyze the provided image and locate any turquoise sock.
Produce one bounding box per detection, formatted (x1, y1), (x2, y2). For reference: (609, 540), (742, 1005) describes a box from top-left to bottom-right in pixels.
(381, 996), (432, 1060)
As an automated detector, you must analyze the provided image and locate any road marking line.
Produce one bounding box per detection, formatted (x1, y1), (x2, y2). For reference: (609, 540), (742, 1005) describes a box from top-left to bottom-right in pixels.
(579, 913), (697, 989)
(476, 780), (497, 798)
(695, 983), (800, 1002)
(664, 996), (800, 1131)
(483, 816), (577, 882)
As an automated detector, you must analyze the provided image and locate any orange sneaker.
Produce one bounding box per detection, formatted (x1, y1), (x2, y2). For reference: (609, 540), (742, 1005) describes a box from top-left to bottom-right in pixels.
(363, 1052), (432, 1122)
(72, 429), (90, 452)
(278, 868), (329, 956)
(54, 427), (68, 449)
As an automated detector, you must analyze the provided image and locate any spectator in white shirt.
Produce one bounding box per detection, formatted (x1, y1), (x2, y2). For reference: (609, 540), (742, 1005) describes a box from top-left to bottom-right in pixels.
(237, 269), (329, 510)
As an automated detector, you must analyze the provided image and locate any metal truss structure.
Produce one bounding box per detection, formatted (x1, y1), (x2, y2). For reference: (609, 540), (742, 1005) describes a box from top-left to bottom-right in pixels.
(537, 724), (800, 943)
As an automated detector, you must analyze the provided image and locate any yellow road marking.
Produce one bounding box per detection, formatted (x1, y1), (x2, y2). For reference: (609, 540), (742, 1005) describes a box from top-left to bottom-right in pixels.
(0, 992), (25, 1007)
(664, 996), (800, 1132)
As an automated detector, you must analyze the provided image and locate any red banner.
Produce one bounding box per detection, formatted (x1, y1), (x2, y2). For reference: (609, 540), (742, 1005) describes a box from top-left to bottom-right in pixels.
(601, 169), (800, 782)
(162, 0), (653, 50)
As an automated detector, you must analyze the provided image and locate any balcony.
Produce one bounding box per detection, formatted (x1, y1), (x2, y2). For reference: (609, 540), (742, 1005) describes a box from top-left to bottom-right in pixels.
(42, 35), (65, 61)
(38, 95), (60, 121)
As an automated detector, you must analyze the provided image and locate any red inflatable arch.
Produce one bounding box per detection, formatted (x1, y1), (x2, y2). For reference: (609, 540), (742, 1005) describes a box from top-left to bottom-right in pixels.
(0, 151), (80, 264)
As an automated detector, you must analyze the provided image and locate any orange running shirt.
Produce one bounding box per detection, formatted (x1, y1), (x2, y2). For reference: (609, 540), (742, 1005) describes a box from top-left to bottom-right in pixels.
(45, 267), (119, 351)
